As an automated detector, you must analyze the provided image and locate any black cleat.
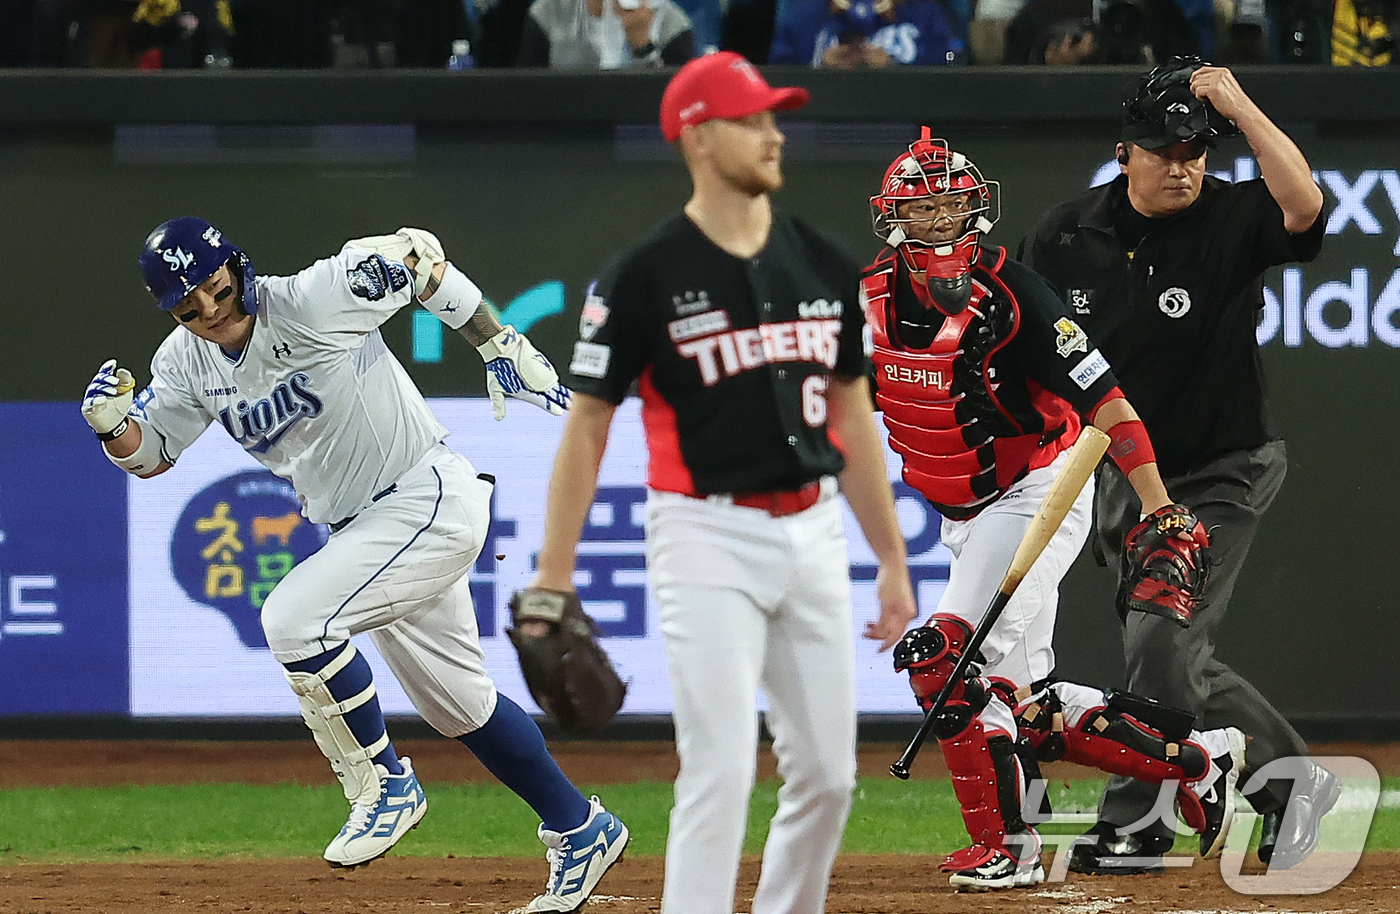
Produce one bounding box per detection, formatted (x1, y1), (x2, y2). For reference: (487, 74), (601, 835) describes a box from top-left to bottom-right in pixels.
(1068, 823), (1174, 875)
(1259, 762), (1341, 869)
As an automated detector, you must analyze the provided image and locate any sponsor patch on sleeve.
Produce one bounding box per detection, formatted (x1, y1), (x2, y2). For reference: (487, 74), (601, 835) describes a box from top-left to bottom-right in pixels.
(570, 341), (611, 379)
(579, 285), (610, 341)
(1070, 348), (1109, 390)
(347, 255), (410, 301)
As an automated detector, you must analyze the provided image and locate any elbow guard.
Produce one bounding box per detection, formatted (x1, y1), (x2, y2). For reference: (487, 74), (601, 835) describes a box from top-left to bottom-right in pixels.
(105, 417), (166, 476)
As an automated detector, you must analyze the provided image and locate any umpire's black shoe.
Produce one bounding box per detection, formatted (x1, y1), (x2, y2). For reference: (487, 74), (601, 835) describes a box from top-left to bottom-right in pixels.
(1067, 823), (1174, 875)
(1258, 763), (1341, 869)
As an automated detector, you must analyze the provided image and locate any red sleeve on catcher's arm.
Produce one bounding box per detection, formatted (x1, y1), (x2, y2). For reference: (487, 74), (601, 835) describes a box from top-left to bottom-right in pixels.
(1105, 419), (1156, 475)
(1089, 389), (1157, 475)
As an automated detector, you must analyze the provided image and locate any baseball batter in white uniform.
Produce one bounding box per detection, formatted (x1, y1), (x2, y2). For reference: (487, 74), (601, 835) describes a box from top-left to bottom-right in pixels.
(525, 55), (918, 914)
(80, 216), (627, 911)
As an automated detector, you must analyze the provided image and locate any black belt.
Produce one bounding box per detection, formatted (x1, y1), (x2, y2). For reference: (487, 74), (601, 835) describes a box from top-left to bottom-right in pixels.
(328, 472), (495, 534)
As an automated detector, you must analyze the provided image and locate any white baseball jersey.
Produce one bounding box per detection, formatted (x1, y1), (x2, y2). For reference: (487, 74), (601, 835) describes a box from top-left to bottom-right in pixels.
(132, 247), (469, 524)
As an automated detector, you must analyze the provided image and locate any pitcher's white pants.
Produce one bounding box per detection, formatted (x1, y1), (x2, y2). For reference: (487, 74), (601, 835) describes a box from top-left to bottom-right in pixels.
(647, 480), (857, 914)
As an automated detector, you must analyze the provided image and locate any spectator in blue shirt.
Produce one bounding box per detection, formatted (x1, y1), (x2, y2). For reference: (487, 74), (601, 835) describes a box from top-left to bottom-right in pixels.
(770, 0), (962, 66)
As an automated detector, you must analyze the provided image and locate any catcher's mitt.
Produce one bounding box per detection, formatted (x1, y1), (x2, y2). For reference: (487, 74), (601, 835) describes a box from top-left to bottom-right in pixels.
(506, 588), (626, 735)
(1117, 504), (1210, 628)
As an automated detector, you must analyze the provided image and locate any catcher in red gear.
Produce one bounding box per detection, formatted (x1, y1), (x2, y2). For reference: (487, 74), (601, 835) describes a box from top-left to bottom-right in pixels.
(868, 130), (1228, 891)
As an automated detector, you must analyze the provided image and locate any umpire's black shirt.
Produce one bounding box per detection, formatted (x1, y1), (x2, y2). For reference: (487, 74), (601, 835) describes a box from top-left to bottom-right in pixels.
(1018, 174), (1324, 478)
(567, 209), (867, 495)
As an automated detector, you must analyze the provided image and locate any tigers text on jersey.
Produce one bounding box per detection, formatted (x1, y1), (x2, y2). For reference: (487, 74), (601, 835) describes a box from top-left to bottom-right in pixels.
(568, 210), (868, 496)
(131, 247), (458, 525)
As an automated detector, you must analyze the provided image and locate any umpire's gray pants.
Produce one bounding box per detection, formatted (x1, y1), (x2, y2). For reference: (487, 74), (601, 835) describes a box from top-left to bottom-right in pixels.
(1094, 439), (1308, 839)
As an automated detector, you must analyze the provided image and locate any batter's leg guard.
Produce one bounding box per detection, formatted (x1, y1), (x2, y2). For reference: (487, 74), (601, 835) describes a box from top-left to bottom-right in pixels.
(284, 642), (394, 805)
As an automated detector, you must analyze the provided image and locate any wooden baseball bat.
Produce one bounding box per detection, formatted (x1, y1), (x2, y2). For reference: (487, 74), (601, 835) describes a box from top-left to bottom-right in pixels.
(890, 425), (1111, 780)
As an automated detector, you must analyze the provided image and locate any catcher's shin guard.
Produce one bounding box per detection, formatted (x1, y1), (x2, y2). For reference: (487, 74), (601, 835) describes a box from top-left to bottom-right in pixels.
(1019, 686), (1211, 830)
(940, 723), (1040, 860)
(1015, 734), (1053, 825)
(895, 617), (1038, 857)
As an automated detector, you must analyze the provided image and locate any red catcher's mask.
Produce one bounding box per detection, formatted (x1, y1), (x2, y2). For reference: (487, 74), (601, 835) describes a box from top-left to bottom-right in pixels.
(871, 129), (1000, 316)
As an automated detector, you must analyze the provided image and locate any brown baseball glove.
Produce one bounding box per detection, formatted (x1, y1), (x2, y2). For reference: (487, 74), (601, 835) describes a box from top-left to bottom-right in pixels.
(1117, 504), (1210, 628)
(506, 588), (627, 735)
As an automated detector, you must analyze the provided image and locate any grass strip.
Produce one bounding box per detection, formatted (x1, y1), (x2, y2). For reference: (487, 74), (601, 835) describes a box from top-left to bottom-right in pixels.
(0, 778), (1392, 863)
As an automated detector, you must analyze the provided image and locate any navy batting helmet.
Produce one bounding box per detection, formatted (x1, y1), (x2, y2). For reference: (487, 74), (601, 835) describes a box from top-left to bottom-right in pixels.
(138, 216), (258, 315)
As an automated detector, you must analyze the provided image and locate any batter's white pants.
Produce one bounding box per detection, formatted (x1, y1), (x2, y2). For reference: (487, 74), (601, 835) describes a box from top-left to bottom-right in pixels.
(646, 479), (857, 914)
(935, 450), (1094, 690)
(261, 443), (499, 737)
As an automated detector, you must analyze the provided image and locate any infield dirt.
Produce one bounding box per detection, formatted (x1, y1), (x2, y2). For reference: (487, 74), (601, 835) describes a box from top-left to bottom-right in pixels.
(0, 740), (1395, 914)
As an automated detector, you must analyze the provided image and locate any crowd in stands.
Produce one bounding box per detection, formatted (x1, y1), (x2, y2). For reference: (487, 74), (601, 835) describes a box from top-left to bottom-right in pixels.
(0, 0), (1393, 69)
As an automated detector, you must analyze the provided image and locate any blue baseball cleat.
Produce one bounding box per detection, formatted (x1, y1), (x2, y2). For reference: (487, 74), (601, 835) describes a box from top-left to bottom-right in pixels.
(323, 757), (428, 867)
(526, 796), (629, 912)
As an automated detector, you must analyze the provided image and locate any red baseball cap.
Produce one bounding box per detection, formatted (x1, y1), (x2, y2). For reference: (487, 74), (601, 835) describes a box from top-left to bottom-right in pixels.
(660, 52), (810, 142)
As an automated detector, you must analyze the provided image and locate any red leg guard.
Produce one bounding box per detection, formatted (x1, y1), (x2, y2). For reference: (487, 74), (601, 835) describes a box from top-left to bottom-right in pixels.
(939, 719), (1035, 857)
(1062, 708), (1208, 782)
(896, 618), (1042, 858)
(1018, 688), (1211, 832)
(893, 615), (976, 711)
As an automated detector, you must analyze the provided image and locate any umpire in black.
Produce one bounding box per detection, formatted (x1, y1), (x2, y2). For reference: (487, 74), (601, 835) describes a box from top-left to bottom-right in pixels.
(1019, 57), (1334, 874)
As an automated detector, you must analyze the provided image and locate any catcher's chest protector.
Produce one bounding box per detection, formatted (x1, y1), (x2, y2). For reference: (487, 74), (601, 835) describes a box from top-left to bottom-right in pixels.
(862, 250), (1072, 516)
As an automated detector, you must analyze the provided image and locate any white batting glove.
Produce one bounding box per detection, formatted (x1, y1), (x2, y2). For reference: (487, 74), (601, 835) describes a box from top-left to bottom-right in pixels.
(81, 358), (136, 436)
(475, 326), (572, 421)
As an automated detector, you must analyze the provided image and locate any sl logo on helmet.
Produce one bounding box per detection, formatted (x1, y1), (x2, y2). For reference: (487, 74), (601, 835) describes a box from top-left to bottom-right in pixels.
(162, 246), (195, 271)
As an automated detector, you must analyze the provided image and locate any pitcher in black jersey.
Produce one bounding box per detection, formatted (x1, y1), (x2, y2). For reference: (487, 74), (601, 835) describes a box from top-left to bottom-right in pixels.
(529, 52), (918, 914)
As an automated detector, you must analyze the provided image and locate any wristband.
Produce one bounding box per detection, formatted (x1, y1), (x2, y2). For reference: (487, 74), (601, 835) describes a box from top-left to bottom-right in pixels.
(96, 417), (130, 442)
(420, 262), (482, 331)
(1106, 419), (1156, 475)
